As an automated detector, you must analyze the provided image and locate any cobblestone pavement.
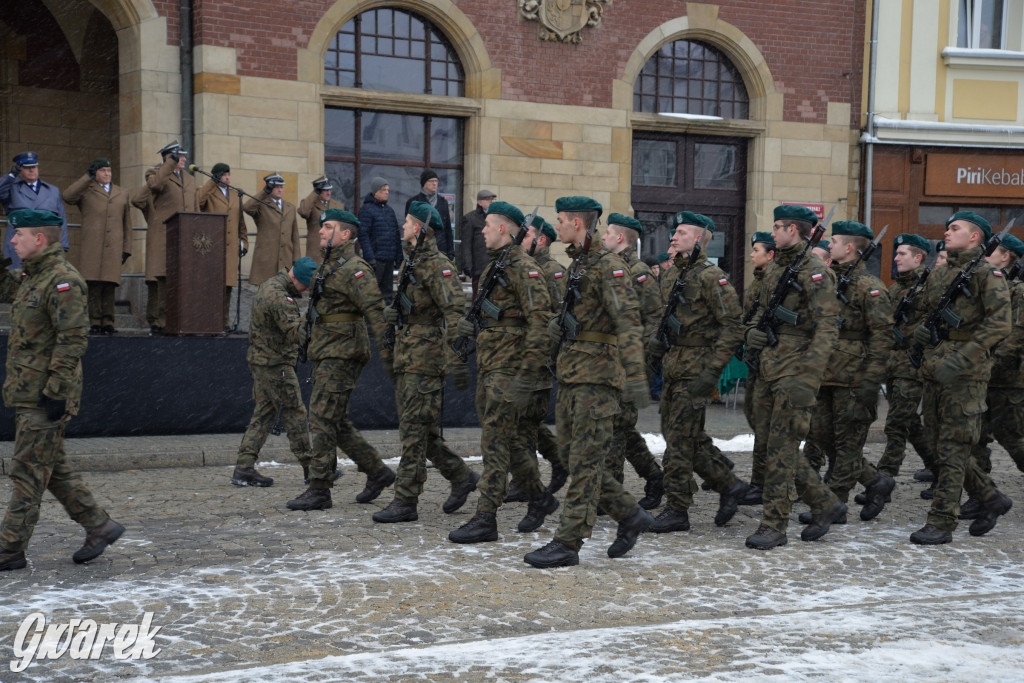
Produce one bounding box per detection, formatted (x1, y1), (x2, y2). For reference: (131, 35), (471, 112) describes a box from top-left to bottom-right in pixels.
(1, 425), (1023, 680)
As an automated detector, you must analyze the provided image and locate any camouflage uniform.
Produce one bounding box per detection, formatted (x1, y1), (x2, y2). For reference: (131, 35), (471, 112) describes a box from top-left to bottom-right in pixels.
(657, 252), (743, 512)
(917, 246), (1010, 531)
(748, 247), (841, 533)
(606, 247), (664, 486)
(971, 274), (1024, 474)
(877, 264), (937, 477)
(390, 236), (471, 503)
(0, 244), (110, 552)
(236, 270), (312, 469)
(807, 261), (891, 503)
(552, 246), (646, 550)
(525, 244), (566, 472)
(743, 267), (766, 487)
(473, 246), (552, 513)
(306, 240), (391, 488)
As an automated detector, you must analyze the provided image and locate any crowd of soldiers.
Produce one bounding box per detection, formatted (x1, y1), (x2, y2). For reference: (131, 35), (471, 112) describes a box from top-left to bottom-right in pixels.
(1, 143), (1021, 571)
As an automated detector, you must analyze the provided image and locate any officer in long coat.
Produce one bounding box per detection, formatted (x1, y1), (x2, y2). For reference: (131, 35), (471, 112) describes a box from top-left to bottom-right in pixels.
(1, 151), (69, 270)
(198, 163), (249, 328)
(244, 173), (301, 287)
(298, 176), (345, 262)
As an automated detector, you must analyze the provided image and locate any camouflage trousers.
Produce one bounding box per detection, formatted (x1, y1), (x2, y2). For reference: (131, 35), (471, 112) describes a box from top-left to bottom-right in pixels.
(475, 372), (545, 513)
(971, 387), (1024, 475)
(393, 372), (469, 504)
(921, 379), (998, 531)
(877, 376), (936, 477)
(1, 408), (109, 553)
(606, 398), (662, 484)
(751, 376), (838, 533)
(660, 378), (736, 511)
(526, 389), (564, 472)
(237, 364), (312, 469)
(744, 375), (767, 488)
(808, 385), (879, 503)
(307, 358), (385, 489)
(553, 383), (637, 551)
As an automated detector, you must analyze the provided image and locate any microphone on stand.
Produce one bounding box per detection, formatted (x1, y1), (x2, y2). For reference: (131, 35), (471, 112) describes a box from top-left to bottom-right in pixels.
(188, 165), (274, 208)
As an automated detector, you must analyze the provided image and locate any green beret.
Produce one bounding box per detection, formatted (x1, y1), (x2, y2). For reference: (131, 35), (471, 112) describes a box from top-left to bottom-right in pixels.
(816, 239), (831, 251)
(607, 212), (644, 235)
(774, 204), (818, 225)
(935, 240), (946, 252)
(893, 233), (931, 253)
(320, 208), (359, 228)
(292, 257), (317, 286)
(487, 201), (525, 227)
(89, 158), (111, 173)
(750, 231), (775, 248)
(531, 215), (545, 230)
(211, 162), (230, 178)
(428, 207), (444, 234)
(1000, 234), (1024, 257)
(831, 221), (873, 239)
(555, 195), (603, 218)
(7, 209), (62, 228)
(946, 210), (992, 241)
(407, 200), (433, 226)
(656, 251), (671, 262)
(674, 211), (715, 232)
(541, 221), (557, 243)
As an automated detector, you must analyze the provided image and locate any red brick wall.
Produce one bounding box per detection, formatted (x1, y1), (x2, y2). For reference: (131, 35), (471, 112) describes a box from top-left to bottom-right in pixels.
(174, 0), (863, 127)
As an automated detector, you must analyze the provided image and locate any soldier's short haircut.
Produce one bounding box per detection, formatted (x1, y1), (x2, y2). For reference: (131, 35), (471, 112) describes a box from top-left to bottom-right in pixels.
(565, 210), (599, 229)
(28, 225), (61, 245)
(493, 213), (518, 231)
(843, 235), (871, 252)
(617, 225), (640, 245)
(999, 245), (1021, 265)
(409, 215), (435, 238)
(786, 218), (814, 238)
(905, 245), (927, 261)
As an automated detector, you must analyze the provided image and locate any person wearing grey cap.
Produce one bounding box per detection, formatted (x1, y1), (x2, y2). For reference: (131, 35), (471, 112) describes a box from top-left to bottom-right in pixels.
(356, 176), (401, 304)
(405, 169), (454, 259)
(458, 189), (495, 296)
(1, 151), (69, 270)
(298, 176), (345, 263)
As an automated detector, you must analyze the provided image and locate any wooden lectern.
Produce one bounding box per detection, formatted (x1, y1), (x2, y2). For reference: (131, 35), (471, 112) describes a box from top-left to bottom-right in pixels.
(165, 212), (227, 335)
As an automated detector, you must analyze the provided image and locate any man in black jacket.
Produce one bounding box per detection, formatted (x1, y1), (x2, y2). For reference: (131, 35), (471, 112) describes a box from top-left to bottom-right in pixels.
(458, 189), (495, 296)
(405, 170), (454, 259)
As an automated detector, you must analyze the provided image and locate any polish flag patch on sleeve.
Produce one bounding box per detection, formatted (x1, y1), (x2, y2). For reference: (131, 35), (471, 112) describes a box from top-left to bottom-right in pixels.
(554, 272), (564, 279)
(869, 289), (881, 296)
(442, 268), (453, 276)
(56, 282), (71, 292)
(354, 270), (365, 279)
(994, 270), (1004, 277)
(718, 277), (729, 286)
(637, 274), (648, 283)
(528, 270), (540, 278)
(811, 273), (824, 282)
(286, 296), (294, 303)
(612, 269), (625, 277)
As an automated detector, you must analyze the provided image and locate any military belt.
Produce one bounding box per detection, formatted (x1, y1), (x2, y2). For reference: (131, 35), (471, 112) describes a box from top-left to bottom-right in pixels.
(319, 312), (362, 323)
(946, 329), (972, 341)
(479, 318), (526, 329)
(838, 330), (869, 341)
(672, 337), (711, 347)
(777, 329), (812, 339)
(576, 331), (617, 345)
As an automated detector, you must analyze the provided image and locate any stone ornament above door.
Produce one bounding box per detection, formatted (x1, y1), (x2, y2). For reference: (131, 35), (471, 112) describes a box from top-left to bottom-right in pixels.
(518, 0), (612, 44)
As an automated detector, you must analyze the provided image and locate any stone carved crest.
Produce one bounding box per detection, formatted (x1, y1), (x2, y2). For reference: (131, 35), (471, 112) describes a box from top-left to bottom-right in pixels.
(519, 0), (611, 44)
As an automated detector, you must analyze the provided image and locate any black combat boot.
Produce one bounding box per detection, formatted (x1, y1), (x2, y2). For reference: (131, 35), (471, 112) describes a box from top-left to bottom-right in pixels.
(637, 470), (664, 510)
(913, 468), (935, 482)
(449, 511), (498, 544)
(504, 480), (529, 503)
(547, 463), (569, 494)
(373, 499), (419, 523)
(920, 481), (937, 500)
(958, 497), (984, 520)
(518, 491), (560, 532)
(0, 548), (27, 571)
(231, 466), (274, 487)
(355, 465), (396, 504)
(860, 473), (896, 521)
(801, 502), (848, 541)
(798, 509), (847, 525)
(443, 471), (480, 513)
(524, 539), (579, 568)
(738, 484), (763, 506)
(649, 506), (689, 533)
(910, 523), (952, 545)
(715, 480), (749, 526)
(72, 519), (125, 564)
(968, 493), (1013, 537)
(607, 506), (654, 558)
(287, 487), (332, 511)
(745, 524), (787, 550)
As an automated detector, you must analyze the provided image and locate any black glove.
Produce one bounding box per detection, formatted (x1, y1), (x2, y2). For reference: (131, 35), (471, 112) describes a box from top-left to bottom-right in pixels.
(648, 333), (668, 360)
(687, 369), (720, 399)
(38, 394), (67, 422)
(9, 163), (21, 176)
(366, 259), (377, 274)
(239, 244), (248, 257)
(856, 380), (880, 407)
(121, 252), (130, 265)
(263, 183), (272, 195)
(87, 167), (96, 180)
(506, 377), (534, 410)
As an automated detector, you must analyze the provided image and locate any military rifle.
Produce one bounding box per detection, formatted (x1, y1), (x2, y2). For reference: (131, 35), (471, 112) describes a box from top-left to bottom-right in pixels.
(298, 237), (333, 364)
(836, 225), (888, 305)
(1007, 257), (1024, 281)
(270, 403), (285, 435)
(451, 207), (538, 362)
(907, 219), (1015, 368)
(547, 212), (599, 375)
(648, 227), (707, 374)
(891, 266), (931, 348)
(383, 234), (424, 350)
(528, 234), (539, 257)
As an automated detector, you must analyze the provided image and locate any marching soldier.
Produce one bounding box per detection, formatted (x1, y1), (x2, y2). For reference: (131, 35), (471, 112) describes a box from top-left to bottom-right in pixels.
(373, 201), (478, 523)
(244, 173), (302, 287)
(524, 196), (653, 568)
(802, 222), (895, 525)
(744, 205), (846, 549)
(0, 209), (123, 570)
(62, 158), (132, 335)
(231, 257), (317, 488)
(286, 209), (396, 511)
(198, 163), (248, 329)
(910, 211), (1013, 544)
(449, 201), (559, 544)
(299, 176), (344, 262)
(646, 212), (750, 534)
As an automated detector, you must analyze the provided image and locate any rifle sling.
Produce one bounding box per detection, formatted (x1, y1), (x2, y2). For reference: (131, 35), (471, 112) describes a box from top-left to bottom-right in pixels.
(575, 331), (617, 345)
(479, 318), (526, 329)
(946, 329), (972, 342)
(319, 312), (362, 323)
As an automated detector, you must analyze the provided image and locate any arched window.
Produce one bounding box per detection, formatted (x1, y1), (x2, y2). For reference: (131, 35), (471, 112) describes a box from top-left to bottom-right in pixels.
(634, 39), (748, 119)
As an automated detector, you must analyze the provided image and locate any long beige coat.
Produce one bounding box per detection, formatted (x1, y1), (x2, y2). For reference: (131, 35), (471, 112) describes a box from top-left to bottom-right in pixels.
(243, 194), (301, 286)
(133, 157), (198, 281)
(62, 174), (132, 284)
(297, 191), (345, 261)
(198, 180), (249, 287)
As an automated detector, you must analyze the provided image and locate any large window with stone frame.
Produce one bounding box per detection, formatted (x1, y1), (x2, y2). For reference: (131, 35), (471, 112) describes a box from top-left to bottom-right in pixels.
(323, 8), (465, 225)
(633, 39), (749, 118)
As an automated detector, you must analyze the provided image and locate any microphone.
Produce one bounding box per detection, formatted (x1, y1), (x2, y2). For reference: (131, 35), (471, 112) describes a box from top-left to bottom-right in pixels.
(188, 163), (204, 174)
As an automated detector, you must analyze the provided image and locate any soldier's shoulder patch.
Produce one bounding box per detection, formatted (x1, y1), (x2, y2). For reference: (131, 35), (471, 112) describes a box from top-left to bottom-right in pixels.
(869, 289), (881, 296)
(442, 268), (453, 276)
(637, 273), (647, 283)
(554, 271), (564, 279)
(994, 270), (1004, 277)
(718, 277), (729, 286)
(811, 273), (824, 282)
(286, 296), (294, 303)
(56, 282), (71, 292)
(612, 269), (625, 278)
(354, 270), (365, 279)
